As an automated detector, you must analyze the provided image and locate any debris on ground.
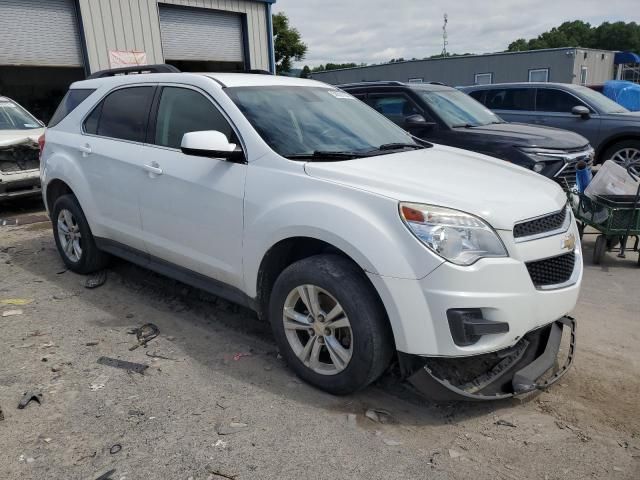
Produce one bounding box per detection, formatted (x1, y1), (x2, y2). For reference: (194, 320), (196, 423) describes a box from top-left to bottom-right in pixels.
(212, 440), (228, 449)
(2, 309), (23, 317)
(216, 422), (249, 435)
(382, 438), (403, 446)
(1, 298), (33, 306)
(97, 357), (149, 374)
(17, 391), (42, 409)
(346, 413), (357, 428)
(233, 352), (251, 361)
(365, 408), (394, 424)
(94, 469), (116, 480)
(129, 323), (160, 351)
(495, 419), (517, 428)
(145, 351), (178, 361)
(448, 449), (463, 459)
(89, 374), (109, 391)
(109, 444), (122, 454)
(84, 270), (107, 289)
(206, 466), (237, 479)
(0, 405), (4, 421)
(86, 341), (99, 346)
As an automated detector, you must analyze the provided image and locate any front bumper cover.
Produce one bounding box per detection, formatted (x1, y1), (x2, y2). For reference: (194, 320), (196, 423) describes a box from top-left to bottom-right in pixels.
(405, 316), (576, 401)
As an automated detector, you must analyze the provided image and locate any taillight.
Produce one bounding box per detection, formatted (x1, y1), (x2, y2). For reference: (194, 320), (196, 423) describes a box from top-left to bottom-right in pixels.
(38, 134), (45, 160)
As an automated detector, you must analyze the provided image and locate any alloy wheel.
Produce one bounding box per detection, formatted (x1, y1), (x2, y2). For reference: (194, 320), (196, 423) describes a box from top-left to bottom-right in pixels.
(57, 209), (83, 262)
(612, 148), (640, 166)
(282, 284), (353, 376)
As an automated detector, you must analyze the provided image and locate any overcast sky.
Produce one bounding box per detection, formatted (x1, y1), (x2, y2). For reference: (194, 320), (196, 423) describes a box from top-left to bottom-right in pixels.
(274, 0), (640, 68)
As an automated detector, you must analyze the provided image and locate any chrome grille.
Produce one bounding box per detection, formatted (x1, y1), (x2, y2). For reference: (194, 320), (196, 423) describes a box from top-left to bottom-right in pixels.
(553, 148), (594, 190)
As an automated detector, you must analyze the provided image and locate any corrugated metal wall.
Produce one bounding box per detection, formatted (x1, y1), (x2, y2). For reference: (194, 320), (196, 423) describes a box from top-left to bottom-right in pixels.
(78, 0), (269, 73)
(77, 0), (164, 72)
(160, 0), (269, 70)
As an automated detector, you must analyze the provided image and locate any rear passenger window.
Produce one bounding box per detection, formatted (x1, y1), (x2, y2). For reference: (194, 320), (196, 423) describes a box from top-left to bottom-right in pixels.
(83, 86), (155, 142)
(485, 88), (535, 111)
(536, 89), (587, 113)
(468, 90), (485, 103)
(153, 87), (235, 149)
(49, 89), (95, 127)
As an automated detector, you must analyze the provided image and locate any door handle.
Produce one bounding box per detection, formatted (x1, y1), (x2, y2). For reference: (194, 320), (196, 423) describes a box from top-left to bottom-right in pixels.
(78, 144), (92, 157)
(143, 163), (163, 176)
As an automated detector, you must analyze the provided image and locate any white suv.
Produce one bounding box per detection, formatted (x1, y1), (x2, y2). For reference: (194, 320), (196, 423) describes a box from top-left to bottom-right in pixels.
(40, 68), (581, 400)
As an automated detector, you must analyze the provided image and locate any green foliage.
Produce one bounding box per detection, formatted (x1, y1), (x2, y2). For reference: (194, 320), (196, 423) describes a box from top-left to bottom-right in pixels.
(300, 65), (311, 78)
(507, 20), (640, 53)
(309, 63), (362, 72)
(273, 12), (307, 75)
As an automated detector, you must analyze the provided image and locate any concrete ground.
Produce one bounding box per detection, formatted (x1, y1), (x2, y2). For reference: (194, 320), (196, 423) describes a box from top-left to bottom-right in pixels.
(0, 205), (638, 480)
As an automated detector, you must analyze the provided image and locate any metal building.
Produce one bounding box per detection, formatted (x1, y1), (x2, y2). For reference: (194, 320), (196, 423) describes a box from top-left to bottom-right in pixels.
(0, 0), (276, 121)
(311, 48), (617, 87)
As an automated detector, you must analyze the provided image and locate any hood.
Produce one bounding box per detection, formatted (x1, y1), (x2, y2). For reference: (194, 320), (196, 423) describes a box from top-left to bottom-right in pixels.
(451, 122), (589, 149)
(0, 129), (45, 147)
(304, 145), (567, 230)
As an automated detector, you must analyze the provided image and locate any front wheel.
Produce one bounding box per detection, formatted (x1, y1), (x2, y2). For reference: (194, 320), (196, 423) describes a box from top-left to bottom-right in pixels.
(269, 254), (394, 395)
(593, 235), (607, 265)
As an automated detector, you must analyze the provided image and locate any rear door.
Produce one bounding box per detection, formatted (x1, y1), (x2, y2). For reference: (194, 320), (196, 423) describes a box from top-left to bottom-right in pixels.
(81, 85), (155, 251)
(138, 85), (247, 289)
(481, 87), (537, 124)
(534, 88), (601, 145)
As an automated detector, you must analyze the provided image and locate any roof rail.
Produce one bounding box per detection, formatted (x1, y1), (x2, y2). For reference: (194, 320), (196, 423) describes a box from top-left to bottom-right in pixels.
(337, 80), (406, 88)
(87, 64), (180, 79)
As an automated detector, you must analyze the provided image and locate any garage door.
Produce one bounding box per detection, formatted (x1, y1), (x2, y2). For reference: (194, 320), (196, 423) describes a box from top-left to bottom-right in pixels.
(0, 0), (83, 67)
(159, 5), (244, 64)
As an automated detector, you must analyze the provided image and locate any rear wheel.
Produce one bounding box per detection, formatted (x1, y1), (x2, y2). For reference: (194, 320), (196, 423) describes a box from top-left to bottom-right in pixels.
(269, 254), (393, 395)
(51, 194), (109, 274)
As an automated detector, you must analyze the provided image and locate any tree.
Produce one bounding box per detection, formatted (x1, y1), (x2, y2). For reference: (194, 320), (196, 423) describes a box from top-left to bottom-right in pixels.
(299, 65), (311, 78)
(506, 20), (640, 53)
(273, 12), (307, 75)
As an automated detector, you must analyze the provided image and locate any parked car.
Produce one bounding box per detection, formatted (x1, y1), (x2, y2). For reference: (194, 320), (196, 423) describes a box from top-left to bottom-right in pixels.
(340, 81), (593, 189)
(41, 68), (581, 400)
(461, 82), (640, 165)
(0, 96), (45, 201)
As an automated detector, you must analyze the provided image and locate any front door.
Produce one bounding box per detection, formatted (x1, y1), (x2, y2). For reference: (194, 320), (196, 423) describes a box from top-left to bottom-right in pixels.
(138, 85), (247, 289)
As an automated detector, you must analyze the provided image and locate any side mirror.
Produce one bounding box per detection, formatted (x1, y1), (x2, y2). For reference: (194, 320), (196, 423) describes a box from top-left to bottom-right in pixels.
(571, 105), (590, 119)
(181, 131), (245, 163)
(404, 114), (435, 131)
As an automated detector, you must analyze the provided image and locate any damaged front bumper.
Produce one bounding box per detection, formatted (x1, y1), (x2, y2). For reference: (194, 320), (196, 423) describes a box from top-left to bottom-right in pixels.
(0, 137), (41, 200)
(403, 316), (576, 401)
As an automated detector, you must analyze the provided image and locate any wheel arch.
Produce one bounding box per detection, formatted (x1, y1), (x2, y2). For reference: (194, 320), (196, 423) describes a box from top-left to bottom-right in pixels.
(596, 133), (640, 163)
(45, 178), (74, 213)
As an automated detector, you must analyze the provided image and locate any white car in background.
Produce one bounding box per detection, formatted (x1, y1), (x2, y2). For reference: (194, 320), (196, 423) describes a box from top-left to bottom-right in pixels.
(0, 96), (45, 201)
(40, 68), (581, 400)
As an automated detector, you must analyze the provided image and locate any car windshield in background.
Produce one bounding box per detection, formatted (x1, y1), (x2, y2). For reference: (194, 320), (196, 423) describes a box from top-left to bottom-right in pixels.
(225, 86), (419, 158)
(0, 101), (41, 130)
(570, 85), (629, 114)
(419, 89), (503, 128)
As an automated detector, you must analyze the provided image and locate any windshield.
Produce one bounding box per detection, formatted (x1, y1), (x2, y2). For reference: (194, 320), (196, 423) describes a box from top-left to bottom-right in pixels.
(225, 86), (418, 158)
(571, 85), (629, 114)
(419, 89), (503, 128)
(0, 100), (41, 130)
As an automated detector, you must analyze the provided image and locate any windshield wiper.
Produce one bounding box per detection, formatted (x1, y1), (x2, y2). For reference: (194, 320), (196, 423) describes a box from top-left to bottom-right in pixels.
(284, 150), (368, 161)
(377, 143), (426, 151)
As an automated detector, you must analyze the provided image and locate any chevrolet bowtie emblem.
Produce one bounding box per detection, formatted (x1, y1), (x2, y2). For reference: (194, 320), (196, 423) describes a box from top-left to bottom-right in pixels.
(562, 233), (576, 251)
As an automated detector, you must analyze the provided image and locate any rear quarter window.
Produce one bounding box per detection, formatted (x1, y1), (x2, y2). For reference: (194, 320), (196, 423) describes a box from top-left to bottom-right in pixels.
(48, 89), (96, 127)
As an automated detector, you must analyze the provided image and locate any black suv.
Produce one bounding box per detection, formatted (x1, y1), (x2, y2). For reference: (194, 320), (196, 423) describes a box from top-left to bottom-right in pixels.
(340, 81), (593, 188)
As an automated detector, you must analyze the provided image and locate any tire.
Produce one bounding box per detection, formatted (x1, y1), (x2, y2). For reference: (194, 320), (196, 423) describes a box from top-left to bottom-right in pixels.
(601, 139), (640, 166)
(269, 254), (394, 395)
(51, 194), (109, 274)
(593, 235), (606, 265)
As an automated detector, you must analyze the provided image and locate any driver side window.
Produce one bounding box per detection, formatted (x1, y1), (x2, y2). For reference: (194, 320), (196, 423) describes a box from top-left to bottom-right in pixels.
(367, 94), (422, 127)
(153, 87), (235, 149)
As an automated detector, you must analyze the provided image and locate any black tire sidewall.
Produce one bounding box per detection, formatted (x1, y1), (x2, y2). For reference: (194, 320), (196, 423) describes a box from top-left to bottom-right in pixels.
(269, 254), (393, 395)
(51, 195), (105, 274)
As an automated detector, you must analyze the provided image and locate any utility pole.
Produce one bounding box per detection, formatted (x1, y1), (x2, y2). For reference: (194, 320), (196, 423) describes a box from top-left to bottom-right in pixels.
(441, 13), (448, 58)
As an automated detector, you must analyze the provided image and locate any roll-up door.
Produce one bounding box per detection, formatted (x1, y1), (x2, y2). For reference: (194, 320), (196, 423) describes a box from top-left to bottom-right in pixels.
(159, 5), (244, 64)
(0, 0), (83, 67)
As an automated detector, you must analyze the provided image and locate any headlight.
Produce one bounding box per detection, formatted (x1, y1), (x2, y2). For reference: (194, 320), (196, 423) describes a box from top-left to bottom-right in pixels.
(399, 203), (508, 266)
(519, 147), (571, 163)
